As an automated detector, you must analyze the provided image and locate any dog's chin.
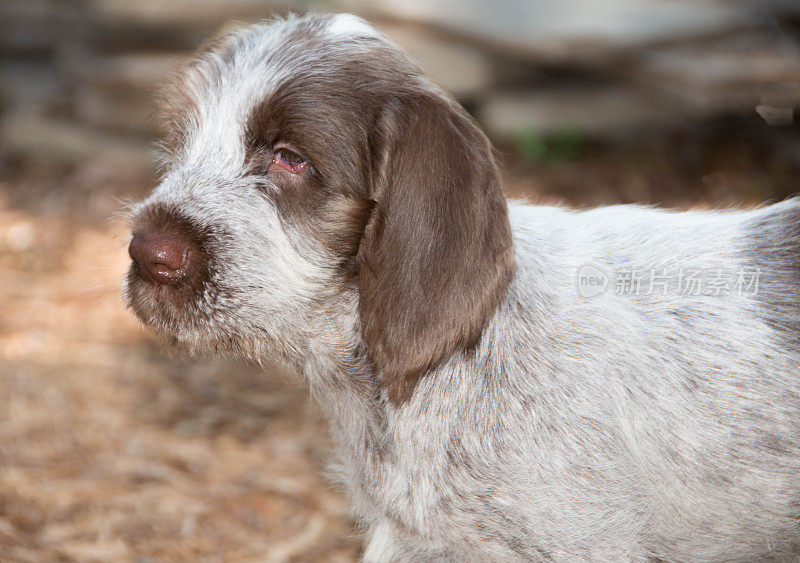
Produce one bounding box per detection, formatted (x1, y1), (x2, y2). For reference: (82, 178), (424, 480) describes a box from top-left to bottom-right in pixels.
(125, 267), (224, 353)
(124, 266), (279, 363)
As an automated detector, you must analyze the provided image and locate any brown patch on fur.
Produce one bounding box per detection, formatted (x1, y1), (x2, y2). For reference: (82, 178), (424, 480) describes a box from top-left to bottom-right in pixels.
(241, 50), (391, 277)
(358, 94), (515, 404)
(320, 194), (376, 279)
(243, 83), (377, 280)
(234, 21), (514, 403)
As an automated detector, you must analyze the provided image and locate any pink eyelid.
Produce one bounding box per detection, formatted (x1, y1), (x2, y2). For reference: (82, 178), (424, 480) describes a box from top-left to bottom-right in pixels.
(271, 152), (307, 174)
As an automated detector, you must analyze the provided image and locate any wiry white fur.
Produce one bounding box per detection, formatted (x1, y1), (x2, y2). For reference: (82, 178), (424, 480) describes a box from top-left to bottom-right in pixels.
(326, 12), (381, 39)
(356, 201), (800, 560)
(126, 14), (800, 561)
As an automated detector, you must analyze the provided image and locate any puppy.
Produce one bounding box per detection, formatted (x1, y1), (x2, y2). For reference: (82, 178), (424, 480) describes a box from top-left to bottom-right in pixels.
(125, 13), (800, 561)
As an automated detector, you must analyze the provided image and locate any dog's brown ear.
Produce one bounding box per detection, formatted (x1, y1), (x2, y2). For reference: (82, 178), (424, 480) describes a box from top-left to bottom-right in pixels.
(357, 94), (514, 404)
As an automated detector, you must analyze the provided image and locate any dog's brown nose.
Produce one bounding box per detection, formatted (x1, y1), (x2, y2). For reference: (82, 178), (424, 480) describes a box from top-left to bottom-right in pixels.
(128, 232), (190, 285)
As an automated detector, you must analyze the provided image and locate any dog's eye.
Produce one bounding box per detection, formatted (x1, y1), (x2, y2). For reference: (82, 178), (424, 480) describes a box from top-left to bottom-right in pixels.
(272, 148), (307, 174)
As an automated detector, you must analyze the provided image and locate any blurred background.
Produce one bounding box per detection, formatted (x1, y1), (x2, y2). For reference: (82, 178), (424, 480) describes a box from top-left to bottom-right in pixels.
(0, 0), (799, 560)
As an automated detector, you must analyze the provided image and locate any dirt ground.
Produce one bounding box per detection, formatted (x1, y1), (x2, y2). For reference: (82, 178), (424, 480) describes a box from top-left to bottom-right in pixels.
(0, 120), (798, 562)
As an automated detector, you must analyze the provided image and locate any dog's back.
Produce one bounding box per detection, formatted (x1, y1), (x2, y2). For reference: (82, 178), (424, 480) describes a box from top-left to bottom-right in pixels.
(384, 200), (800, 560)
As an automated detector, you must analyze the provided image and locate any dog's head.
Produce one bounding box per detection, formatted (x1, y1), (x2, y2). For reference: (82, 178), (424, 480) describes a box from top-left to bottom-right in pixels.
(125, 13), (514, 402)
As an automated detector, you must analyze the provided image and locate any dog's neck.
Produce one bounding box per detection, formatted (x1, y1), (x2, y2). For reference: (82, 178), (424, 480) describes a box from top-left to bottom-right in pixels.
(298, 306), (389, 508)
(297, 287), (387, 455)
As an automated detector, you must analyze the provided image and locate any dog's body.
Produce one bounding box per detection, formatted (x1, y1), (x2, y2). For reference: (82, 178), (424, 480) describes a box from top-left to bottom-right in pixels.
(356, 201), (800, 561)
(125, 14), (800, 560)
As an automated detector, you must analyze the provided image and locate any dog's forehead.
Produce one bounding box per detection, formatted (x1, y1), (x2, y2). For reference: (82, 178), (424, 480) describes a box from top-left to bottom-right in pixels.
(174, 14), (383, 169)
(207, 13), (382, 96)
